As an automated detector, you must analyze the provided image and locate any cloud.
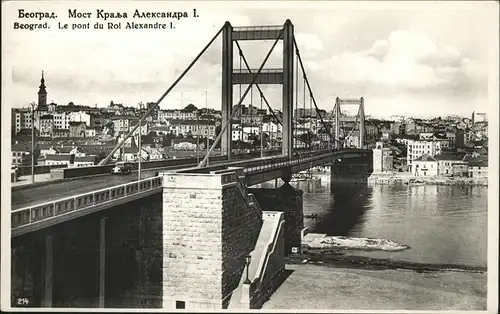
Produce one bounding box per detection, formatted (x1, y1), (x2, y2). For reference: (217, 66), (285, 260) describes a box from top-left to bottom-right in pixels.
(3, 2), (494, 118)
(321, 29), (487, 100)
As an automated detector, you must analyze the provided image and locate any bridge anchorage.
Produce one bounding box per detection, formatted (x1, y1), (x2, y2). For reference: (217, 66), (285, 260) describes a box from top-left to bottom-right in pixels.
(12, 19), (371, 310)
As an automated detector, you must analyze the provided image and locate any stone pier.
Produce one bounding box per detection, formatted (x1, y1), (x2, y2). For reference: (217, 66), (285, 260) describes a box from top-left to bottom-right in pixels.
(161, 169), (262, 309)
(248, 184), (304, 255)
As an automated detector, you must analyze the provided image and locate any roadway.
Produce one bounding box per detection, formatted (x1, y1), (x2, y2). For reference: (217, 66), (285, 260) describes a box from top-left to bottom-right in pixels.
(11, 150), (283, 211)
(11, 148), (338, 211)
(11, 168), (161, 211)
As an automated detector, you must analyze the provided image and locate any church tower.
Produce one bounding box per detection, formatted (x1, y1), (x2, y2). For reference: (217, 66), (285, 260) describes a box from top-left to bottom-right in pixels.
(38, 71), (47, 107)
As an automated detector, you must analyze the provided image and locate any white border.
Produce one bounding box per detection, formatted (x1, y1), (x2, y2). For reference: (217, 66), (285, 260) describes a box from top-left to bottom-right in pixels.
(1, 1), (499, 313)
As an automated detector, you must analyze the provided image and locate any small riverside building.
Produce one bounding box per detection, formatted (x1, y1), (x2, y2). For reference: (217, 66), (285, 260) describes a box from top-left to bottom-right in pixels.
(411, 154), (438, 177)
(435, 153), (467, 177)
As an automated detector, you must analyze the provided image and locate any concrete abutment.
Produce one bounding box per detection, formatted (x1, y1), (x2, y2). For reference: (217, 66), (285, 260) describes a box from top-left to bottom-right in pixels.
(248, 184), (304, 255)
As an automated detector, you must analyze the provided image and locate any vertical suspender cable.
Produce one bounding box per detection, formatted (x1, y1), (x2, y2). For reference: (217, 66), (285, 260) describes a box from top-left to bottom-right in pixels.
(292, 57), (299, 148)
(302, 74), (306, 148)
(293, 38), (337, 148)
(239, 53), (243, 152)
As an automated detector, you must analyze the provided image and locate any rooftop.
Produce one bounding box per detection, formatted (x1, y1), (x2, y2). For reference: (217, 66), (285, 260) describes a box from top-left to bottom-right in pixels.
(45, 154), (73, 161)
(413, 154), (437, 162)
(75, 155), (97, 162)
(434, 152), (467, 161)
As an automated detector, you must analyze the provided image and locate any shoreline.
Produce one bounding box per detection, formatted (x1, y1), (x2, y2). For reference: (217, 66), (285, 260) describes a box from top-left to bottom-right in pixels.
(367, 173), (488, 186)
(289, 251), (487, 274)
(310, 168), (488, 186)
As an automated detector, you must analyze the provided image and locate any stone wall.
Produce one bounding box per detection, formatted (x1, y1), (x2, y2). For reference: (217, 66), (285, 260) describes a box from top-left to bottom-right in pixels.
(251, 218), (285, 309)
(161, 171), (262, 310)
(221, 181), (262, 304)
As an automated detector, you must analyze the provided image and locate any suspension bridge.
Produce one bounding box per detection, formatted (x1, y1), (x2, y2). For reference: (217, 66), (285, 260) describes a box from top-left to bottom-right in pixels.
(11, 20), (371, 310)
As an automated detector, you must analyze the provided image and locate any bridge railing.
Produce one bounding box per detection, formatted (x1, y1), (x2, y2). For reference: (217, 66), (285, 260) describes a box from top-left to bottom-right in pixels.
(11, 176), (163, 231)
(234, 174), (263, 220)
(11, 149), (335, 232)
(244, 150), (334, 175)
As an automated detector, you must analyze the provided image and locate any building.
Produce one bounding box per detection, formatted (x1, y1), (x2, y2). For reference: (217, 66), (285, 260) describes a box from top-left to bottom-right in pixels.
(411, 154), (438, 176)
(455, 129), (465, 148)
(464, 153), (488, 178)
(69, 121), (87, 137)
(157, 109), (197, 122)
(113, 117), (132, 134)
(85, 128), (97, 137)
(72, 155), (97, 167)
(53, 112), (72, 130)
(55, 145), (84, 157)
(68, 111), (91, 126)
(473, 112), (487, 123)
(11, 142), (31, 166)
(44, 154), (74, 166)
(373, 142), (393, 173)
(90, 114), (110, 130)
(113, 146), (149, 161)
(170, 119), (217, 139)
(435, 153), (467, 177)
(12, 108), (33, 135)
(407, 140), (442, 171)
(294, 108), (318, 118)
(171, 138), (205, 151)
(38, 144), (58, 156)
(419, 132), (435, 141)
(467, 160), (488, 178)
(39, 115), (54, 137)
(53, 128), (70, 138)
(445, 131), (456, 148)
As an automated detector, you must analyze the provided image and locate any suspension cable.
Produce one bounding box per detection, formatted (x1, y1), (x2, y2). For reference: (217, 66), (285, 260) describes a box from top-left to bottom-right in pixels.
(250, 83), (253, 137)
(302, 73), (306, 148)
(294, 54), (299, 149)
(239, 52), (243, 151)
(98, 24), (225, 165)
(293, 38), (339, 147)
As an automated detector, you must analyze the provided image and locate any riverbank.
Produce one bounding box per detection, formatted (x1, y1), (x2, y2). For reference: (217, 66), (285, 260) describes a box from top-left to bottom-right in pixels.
(263, 262), (487, 310)
(367, 172), (488, 186)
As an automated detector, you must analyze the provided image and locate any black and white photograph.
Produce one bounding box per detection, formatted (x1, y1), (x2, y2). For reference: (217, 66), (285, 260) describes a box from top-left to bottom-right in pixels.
(1, 0), (498, 312)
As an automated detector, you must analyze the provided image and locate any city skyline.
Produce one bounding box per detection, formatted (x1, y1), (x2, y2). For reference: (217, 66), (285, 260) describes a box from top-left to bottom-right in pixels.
(3, 1), (496, 119)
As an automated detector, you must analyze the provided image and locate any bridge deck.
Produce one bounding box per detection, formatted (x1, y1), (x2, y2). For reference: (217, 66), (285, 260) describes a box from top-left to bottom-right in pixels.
(11, 149), (365, 211)
(11, 170), (160, 211)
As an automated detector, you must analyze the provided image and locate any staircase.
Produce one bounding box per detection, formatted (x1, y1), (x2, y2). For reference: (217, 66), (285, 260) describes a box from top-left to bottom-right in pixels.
(228, 212), (284, 309)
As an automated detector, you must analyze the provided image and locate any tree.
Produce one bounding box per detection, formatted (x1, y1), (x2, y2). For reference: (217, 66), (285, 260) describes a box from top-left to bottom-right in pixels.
(104, 122), (115, 136)
(252, 132), (269, 147)
(95, 151), (109, 163)
(298, 131), (314, 148)
(184, 104), (198, 112)
(141, 133), (154, 145)
(21, 148), (40, 166)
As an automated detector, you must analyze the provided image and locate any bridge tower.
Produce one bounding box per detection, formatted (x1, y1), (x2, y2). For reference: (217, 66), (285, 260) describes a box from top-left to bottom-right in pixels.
(221, 20), (295, 160)
(334, 97), (365, 149)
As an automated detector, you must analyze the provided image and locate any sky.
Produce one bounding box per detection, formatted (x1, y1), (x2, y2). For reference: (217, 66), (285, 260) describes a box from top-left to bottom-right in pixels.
(2, 1), (498, 119)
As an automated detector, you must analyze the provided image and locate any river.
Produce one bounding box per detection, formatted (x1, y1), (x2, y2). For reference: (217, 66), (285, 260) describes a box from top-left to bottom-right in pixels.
(260, 174), (488, 268)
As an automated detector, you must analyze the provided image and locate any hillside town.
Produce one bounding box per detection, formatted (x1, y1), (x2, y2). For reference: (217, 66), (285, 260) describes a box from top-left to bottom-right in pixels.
(12, 73), (488, 179)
